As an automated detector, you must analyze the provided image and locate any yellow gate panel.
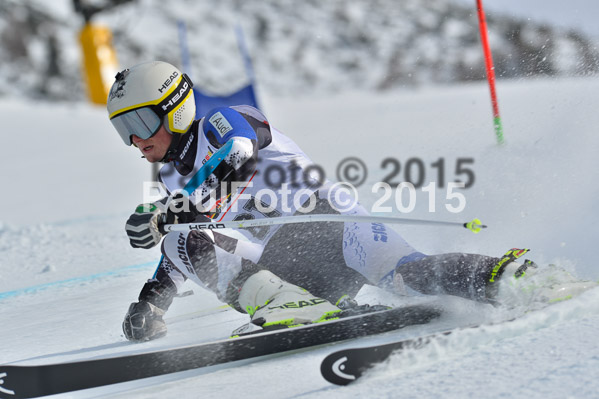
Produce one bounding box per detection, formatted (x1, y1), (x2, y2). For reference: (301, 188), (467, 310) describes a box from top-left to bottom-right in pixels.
(79, 24), (119, 105)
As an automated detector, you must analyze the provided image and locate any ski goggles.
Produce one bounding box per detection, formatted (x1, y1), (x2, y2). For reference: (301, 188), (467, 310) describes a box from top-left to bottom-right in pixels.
(110, 74), (193, 146)
(110, 107), (163, 146)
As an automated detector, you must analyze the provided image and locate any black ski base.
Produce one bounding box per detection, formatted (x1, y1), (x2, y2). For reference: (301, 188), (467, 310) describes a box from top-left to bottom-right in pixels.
(321, 329), (455, 385)
(0, 303), (441, 398)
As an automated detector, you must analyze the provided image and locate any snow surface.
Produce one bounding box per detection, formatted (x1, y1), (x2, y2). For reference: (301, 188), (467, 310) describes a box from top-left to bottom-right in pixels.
(1, 77), (599, 398)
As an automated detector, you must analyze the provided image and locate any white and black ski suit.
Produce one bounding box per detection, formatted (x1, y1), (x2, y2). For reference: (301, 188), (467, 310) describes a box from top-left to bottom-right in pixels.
(137, 105), (502, 312)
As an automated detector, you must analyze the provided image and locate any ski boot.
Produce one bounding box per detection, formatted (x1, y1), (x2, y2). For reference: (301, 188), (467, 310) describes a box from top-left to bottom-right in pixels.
(237, 270), (342, 330)
(488, 248), (598, 307)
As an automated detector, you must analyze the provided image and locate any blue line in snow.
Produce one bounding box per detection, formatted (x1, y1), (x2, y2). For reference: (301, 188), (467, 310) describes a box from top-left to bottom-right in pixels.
(0, 260), (159, 301)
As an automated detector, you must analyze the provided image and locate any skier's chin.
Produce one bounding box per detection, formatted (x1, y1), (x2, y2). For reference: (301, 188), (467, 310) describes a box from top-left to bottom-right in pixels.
(143, 148), (166, 163)
(146, 154), (163, 163)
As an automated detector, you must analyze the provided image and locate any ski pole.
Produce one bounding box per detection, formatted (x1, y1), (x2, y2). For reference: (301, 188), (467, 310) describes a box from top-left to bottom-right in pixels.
(476, 0), (504, 145)
(163, 215), (486, 234)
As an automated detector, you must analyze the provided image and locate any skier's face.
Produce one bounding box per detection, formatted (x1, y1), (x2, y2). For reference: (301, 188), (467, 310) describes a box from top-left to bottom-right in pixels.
(131, 124), (172, 163)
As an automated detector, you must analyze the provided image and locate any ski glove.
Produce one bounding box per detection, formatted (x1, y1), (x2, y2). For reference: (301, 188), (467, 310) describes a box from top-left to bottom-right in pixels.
(122, 301), (167, 342)
(125, 194), (211, 249)
(125, 203), (165, 249)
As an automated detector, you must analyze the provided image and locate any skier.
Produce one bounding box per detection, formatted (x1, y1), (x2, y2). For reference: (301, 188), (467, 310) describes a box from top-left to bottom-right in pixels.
(107, 61), (595, 342)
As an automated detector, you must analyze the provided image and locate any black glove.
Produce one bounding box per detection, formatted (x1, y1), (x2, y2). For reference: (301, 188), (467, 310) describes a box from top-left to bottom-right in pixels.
(122, 301), (167, 341)
(122, 279), (177, 342)
(125, 203), (165, 249)
(126, 195), (212, 249)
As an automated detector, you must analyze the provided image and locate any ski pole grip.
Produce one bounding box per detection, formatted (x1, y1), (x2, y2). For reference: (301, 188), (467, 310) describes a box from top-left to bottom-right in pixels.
(157, 213), (169, 235)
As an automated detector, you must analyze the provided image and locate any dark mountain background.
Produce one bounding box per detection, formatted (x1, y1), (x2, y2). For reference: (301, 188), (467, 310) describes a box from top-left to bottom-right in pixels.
(1, 0), (597, 101)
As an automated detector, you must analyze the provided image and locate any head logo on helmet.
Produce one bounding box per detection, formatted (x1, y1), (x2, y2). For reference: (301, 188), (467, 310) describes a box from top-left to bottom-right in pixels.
(158, 71), (179, 94)
(162, 80), (190, 113)
(106, 61), (196, 146)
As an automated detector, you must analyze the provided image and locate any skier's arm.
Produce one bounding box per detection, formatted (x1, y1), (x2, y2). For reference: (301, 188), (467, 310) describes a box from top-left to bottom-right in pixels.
(123, 242), (191, 342)
(187, 106), (271, 212)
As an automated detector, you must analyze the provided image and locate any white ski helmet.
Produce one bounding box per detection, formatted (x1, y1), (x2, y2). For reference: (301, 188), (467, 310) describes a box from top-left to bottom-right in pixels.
(107, 61), (196, 145)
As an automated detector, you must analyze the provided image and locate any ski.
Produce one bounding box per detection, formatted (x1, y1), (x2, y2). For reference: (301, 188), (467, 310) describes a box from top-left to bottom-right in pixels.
(0, 303), (441, 398)
(320, 328), (456, 386)
(321, 285), (599, 386)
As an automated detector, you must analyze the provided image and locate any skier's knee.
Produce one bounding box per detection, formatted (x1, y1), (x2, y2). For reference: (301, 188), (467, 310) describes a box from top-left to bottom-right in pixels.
(161, 230), (216, 273)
